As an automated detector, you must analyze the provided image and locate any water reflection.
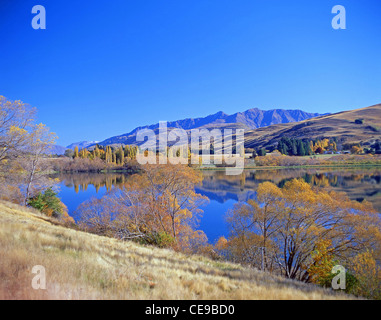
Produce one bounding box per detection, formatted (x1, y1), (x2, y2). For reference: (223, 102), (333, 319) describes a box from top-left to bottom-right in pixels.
(51, 172), (128, 193)
(52, 167), (381, 213)
(51, 168), (381, 242)
(198, 168), (381, 212)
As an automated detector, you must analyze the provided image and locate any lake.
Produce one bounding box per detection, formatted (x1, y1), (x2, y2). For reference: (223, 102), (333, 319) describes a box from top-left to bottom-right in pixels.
(52, 167), (381, 244)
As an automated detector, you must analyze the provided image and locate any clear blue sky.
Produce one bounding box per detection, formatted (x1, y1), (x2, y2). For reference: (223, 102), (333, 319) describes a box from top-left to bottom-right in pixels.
(0, 0), (380, 146)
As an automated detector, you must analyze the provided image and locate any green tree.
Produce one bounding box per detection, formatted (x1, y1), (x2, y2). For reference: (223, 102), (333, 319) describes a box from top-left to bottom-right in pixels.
(28, 188), (65, 219)
(297, 140), (306, 156)
(64, 149), (74, 158)
(305, 141), (313, 155)
(258, 148), (267, 157)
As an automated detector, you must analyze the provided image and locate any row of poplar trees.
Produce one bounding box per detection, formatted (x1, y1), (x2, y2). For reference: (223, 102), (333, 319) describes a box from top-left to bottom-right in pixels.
(73, 145), (138, 165)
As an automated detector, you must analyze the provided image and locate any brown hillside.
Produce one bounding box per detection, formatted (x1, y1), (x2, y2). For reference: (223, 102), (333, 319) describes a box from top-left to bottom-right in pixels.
(244, 104), (381, 149)
(0, 201), (351, 300)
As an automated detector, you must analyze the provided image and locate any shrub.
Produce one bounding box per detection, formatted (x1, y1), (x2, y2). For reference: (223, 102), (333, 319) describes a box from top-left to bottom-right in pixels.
(318, 271), (358, 295)
(28, 188), (66, 219)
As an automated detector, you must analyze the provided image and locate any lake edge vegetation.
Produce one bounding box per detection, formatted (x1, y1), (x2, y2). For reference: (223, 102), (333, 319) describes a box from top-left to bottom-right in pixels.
(0, 199), (354, 300)
(1, 95), (381, 299)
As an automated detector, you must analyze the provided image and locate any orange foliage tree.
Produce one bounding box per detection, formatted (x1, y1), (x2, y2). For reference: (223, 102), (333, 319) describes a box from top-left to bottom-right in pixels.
(79, 164), (208, 253)
(351, 250), (381, 299)
(306, 239), (336, 285)
(219, 179), (381, 282)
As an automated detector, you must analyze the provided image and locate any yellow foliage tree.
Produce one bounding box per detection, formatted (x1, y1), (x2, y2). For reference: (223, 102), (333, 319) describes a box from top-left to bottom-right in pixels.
(224, 179), (381, 281)
(307, 239), (336, 285)
(351, 250), (381, 299)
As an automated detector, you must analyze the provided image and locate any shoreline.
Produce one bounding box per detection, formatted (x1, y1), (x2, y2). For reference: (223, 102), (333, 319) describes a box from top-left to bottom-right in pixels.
(197, 163), (381, 172)
(41, 162), (381, 175)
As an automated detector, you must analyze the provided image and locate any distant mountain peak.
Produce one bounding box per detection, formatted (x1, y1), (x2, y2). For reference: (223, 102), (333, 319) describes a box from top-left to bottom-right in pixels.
(96, 107), (324, 147)
(213, 110), (228, 117)
(66, 141), (99, 150)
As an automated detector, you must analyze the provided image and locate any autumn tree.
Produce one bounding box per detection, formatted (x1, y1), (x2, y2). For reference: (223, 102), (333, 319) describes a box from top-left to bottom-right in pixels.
(79, 164), (209, 252)
(93, 145), (100, 158)
(143, 165), (208, 243)
(77, 197), (115, 236)
(79, 148), (88, 159)
(350, 250), (381, 299)
(221, 179), (381, 281)
(105, 146), (112, 164)
(118, 146), (124, 165)
(0, 96), (36, 164)
(78, 165), (207, 251)
(225, 181), (283, 271)
(73, 146), (79, 158)
(124, 145), (138, 160)
(22, 123), (57, 205)
(0, 96), (63, 209)
(307, 239), (337, 286)
(351, 145), (363, 155)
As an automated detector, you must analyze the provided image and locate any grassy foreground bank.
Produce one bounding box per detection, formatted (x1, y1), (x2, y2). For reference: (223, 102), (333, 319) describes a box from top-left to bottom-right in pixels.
(0, 201), (352, 300)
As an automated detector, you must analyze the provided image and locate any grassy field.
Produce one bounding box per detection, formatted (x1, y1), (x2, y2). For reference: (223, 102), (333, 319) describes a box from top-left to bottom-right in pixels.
(0, 200), (352, 300)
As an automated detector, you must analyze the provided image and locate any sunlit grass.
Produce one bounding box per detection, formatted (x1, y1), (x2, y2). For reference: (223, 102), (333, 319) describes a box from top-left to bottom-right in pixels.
(0, 200), (353, 300)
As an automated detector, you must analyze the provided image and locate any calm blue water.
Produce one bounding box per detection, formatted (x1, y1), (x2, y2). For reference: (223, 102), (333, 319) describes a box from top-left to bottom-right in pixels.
(198, 199), (235, 244)
(55, 168), (381, 244)
(57, 180), (237, 243)
(58, 182), (107, 222)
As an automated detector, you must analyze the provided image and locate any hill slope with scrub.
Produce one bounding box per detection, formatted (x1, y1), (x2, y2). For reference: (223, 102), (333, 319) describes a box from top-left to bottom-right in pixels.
(0, 201), (351, 300)
(244, 104), (381, 150)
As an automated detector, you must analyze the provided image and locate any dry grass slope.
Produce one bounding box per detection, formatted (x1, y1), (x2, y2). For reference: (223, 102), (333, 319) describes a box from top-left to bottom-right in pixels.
(245, 104), (381, 149)
(0, 201), (352, 300)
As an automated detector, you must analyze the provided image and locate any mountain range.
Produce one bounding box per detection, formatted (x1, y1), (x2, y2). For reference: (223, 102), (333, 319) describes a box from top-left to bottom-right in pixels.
(66, 141), (100, 150)
(62, 104), (381, 152)
(48, 141), (100, 156)
(91, 108), (324, 147)
(244, 103), (381, 149)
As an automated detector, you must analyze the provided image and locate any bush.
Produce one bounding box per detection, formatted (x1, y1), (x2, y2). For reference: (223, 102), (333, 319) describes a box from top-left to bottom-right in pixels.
(145, 232), (175, 248)
(28, 188), (66, 219)
(318, 270), (358, 295)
